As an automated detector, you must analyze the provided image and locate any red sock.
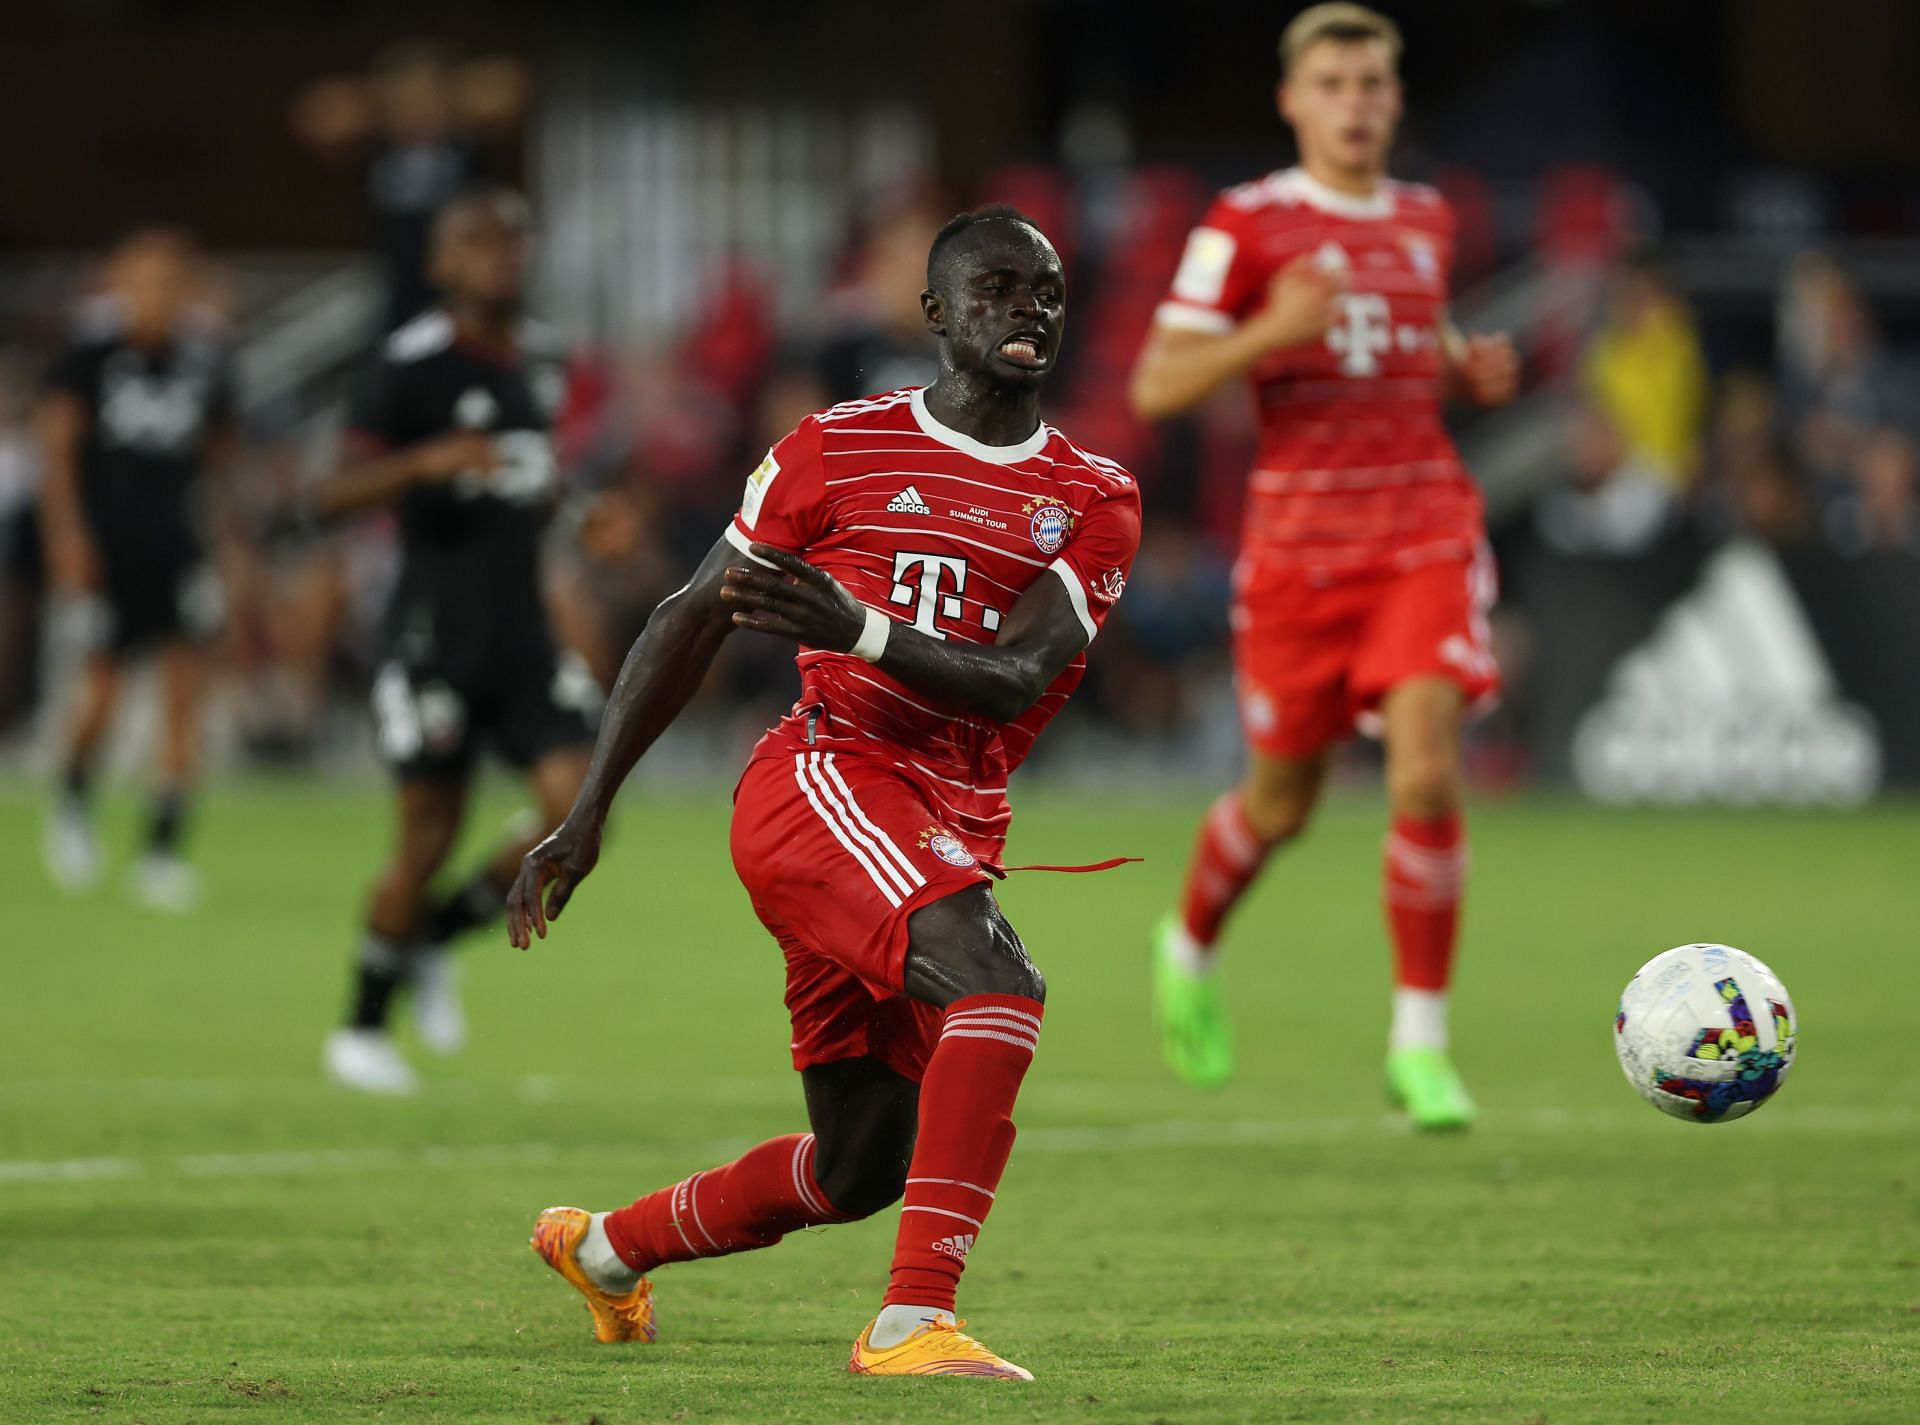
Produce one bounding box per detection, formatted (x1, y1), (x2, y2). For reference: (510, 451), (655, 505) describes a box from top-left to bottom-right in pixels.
(1179, 791), (1279, 947)
(884, 994), (1042, 1312)
(1383, 812), (1466, 990)
(604, 1133), (843, 1275)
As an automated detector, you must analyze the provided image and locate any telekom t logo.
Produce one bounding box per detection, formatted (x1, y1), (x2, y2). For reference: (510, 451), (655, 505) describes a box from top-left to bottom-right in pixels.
(890, 551), (969, 639)
(1327, 293), (1392, 377)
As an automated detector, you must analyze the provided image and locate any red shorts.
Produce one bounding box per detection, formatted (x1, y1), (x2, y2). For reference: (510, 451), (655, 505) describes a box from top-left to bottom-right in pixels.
(730, 741), (996, 1082)
(1232, 549), (1500, 761)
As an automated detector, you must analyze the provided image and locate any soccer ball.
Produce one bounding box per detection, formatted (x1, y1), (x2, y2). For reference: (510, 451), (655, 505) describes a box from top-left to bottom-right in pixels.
(1613, 943), (1798, 1123)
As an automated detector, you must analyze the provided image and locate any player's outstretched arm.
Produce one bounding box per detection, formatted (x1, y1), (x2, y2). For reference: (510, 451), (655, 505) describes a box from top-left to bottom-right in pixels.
(506, 535), (739, 948)
(1128, 258), (1344, 421)
(308, 431), (499, 519)
(723, 544), (1085, 724)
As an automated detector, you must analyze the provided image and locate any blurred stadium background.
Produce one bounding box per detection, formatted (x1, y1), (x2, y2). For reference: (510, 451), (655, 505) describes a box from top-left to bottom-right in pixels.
(6, 4), (1920, 1422)
(3, 0), (1918, 801)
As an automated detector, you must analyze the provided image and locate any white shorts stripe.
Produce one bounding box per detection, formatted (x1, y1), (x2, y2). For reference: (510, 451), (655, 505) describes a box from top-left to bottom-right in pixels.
(901, 1204), (986, 1229)
(940, 1028), (1039, 1051)
(805, 752), (920, 899)
(820, 753), (925, 891)
(791, 755), (903, 908)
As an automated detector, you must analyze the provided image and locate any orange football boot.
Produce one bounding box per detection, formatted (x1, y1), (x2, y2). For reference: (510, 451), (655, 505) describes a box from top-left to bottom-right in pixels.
(529, 1206), (658, 1343)
(848, 1317), (1033, 1380)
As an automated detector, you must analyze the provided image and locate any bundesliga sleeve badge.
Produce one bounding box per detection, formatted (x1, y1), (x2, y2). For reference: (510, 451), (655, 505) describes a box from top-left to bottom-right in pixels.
(740, 449), (780, 529)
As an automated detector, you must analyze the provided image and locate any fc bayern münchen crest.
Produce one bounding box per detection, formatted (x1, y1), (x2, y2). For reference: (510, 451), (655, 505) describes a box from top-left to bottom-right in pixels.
(1404, 234), (1438, 281)
(1029, 499), (1071, 555)
(920, 825), (977, 868)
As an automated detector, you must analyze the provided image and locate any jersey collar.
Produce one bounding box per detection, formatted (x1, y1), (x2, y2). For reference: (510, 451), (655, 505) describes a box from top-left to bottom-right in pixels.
(1284, 166), (1395, 221)
(910, 386), (1049, 465)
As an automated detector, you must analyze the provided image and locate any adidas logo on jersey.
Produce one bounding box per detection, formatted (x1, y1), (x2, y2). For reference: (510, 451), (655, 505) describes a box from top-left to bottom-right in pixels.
(887, 485), (933, 515)
(932, 1233), (975, 1260)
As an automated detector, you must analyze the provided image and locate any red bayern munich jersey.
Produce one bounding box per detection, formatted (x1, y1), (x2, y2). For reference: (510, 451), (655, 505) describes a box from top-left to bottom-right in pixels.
(1157, 166), (1480, 578)
(724, 386), (1141, 849)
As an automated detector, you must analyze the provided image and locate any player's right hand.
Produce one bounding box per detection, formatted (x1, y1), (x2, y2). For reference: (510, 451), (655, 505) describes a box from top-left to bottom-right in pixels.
(412, 430), (499, 483)
(1252, 257), (1346, 352)
(506, 818), (601, 949)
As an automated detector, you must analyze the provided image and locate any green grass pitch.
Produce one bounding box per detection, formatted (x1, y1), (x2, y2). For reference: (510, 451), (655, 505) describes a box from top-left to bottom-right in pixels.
(2, 777), (1915, 1423)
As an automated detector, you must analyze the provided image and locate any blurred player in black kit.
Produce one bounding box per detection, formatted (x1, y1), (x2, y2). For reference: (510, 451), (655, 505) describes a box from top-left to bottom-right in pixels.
(39, 229), (237, 912)
(314, 188), (600, 1094)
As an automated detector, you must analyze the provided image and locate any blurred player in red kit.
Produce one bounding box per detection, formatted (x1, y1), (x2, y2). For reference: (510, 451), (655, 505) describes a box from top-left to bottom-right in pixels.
(511, 207), (1140, 1378)
(1129, 5), (1519, 1123)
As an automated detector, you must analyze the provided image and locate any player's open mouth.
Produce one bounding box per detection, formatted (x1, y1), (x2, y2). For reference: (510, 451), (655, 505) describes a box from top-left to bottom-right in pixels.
(996, 333), (1049, 369)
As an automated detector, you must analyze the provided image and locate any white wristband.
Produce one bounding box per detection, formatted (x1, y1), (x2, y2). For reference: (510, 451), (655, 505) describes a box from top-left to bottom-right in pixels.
(850, 606), (890, 663)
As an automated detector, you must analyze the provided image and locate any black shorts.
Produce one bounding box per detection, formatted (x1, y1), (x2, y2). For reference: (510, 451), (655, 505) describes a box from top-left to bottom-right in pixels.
(370, 638), (601, 781)
(99, 549), (222, 655)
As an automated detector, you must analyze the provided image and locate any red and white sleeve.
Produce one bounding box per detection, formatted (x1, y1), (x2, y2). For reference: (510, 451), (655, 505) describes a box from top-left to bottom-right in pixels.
(1048, 481), (1143, 644)
(725, 415), (829, 562)
(1154, 197), (1267, 335)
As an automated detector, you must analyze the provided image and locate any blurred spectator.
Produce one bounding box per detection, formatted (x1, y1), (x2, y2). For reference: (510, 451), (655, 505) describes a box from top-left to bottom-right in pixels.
(1093, 525), (1230, 737)
(1699, 371), (1811, 549)
(1826, 428), (1920, 557)
(1581, 249), (1708, 492)
(1777, 253), (1917, 491)
(293, 45), (530, 333)
(805, 201), (943, 405)
(1724, 437), (1814, 550)
(1533, 400), (1678, 556)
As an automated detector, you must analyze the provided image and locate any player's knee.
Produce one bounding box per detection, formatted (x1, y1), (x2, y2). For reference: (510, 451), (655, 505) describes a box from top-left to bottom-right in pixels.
(966, 924), (1046, 1003)
(1387, 756), (1460, 821)
(905, 888), (1045, 1006)
(815, 1154), (907, 1221)
(1240, 782), (1316, 844)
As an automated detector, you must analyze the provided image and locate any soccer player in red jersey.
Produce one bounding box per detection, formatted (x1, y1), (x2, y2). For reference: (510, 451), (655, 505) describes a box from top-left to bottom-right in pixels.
(510, 207), (1140, 1379)
(1129, 5), (1518, 1124)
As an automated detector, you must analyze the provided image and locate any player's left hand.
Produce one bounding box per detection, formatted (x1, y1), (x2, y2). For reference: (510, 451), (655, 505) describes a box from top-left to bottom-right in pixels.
(506, 817), (601, 949)
(722, 545), (867, 652)
(1454, 333), (1520, 407)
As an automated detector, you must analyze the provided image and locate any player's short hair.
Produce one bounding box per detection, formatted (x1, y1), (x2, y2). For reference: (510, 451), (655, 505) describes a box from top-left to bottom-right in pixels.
(1279, 3), (1403, 77)
(111, 226), (198, 265)
(926, 204), (1047, 288)
(430, 186), (532, 250)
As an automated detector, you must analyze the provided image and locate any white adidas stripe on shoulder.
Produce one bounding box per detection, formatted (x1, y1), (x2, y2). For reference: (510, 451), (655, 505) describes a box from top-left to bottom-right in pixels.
(1049, 431), (1134, 485)
(817, 389), (915, 423)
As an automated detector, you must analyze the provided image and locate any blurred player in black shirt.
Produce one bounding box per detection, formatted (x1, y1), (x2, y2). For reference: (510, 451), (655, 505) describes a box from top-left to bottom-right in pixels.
(315, 188), (599, 1094)
(38, 229), (235, 911)
(292, 45), (528, 334)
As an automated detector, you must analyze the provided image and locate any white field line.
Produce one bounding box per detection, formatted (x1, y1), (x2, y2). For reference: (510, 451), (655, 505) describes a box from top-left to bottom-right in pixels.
(0, 1104), (1911, 1188)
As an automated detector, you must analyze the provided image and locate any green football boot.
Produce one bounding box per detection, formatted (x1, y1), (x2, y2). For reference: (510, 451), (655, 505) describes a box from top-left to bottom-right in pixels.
(1152, 913), (1233, 1088)
(1385, 1047), (1477, 1131)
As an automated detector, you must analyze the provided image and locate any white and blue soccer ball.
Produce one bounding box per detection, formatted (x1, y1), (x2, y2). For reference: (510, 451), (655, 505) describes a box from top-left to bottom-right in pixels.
(1614, 943), (1798, 1123)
